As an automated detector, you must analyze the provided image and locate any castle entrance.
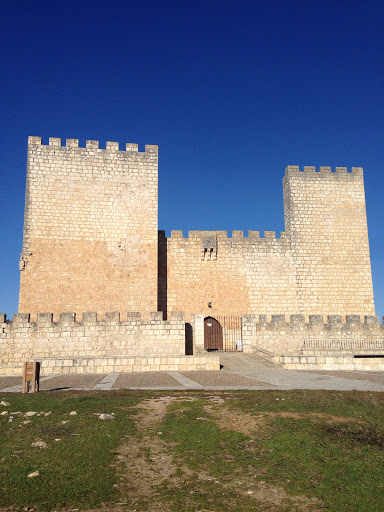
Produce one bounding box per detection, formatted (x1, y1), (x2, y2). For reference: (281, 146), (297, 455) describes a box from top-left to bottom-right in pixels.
(204, 316), (242, 352)
(204, 317), (223, 351)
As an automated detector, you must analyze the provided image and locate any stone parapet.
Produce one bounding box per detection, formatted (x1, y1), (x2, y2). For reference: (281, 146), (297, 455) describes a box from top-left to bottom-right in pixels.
(0, 311), (187, 375)
(284, 165), (364, 179)
(29, 136), (158, 155)
(243, 314), (384, 354)
(168, 230), (290, 253)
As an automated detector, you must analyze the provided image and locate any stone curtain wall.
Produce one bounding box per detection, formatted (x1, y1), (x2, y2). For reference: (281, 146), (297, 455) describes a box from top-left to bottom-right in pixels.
(0, 312), (198, 374)
(283, 166), (375, 317)
(0, 311), (185, 360)
(241, 314), (384, 354)
(165, 230), (299, 321)
(19, 137), (158, 319)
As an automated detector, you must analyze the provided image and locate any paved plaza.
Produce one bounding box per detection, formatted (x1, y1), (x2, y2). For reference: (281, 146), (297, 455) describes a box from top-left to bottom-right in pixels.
(2, 353), (384, 393)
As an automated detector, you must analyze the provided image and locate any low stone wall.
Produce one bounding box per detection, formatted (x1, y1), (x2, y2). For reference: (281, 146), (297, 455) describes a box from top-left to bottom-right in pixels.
(1, 354), (220, 377)
(241, 314), (384, 354)
(0, 311), (220, 375)
(281, 354), (384, 372)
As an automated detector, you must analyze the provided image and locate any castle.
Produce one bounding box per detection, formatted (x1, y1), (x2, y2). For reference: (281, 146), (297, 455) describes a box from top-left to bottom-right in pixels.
(19, 137), (375, 320)
(0, 136), (383, 376)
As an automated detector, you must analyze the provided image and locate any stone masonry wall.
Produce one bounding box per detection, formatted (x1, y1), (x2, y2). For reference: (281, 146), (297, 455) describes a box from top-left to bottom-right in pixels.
(241, 314), (384, 354)
(17, 138), (376, 361)
(164, 230), (299, 321)
(283, 166), (375, 317)
(0, 311), (188, 374)
(162, 167), (375, 322)
(19, 137), (158, 320)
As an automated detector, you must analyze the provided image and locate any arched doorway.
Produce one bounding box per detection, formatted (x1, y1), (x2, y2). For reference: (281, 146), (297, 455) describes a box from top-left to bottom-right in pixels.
(204, 317), (223, 351)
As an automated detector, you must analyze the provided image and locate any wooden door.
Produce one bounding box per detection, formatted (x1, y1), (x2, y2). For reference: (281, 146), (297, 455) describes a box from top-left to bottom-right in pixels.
(204, 317), (223, 351)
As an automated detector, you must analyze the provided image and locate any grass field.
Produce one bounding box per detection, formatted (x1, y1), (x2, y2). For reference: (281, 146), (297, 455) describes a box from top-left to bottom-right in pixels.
(1, 389), (384, 511)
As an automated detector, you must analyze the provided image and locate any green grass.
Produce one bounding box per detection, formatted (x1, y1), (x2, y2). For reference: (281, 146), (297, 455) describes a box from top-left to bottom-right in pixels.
(1, 390), (384, 511)
(156, 391), (384, 511)
(159, 399), (250, 474)
(259, 416), (384, 511)
(156, 399), (266, 511)
(0, 391), (140, 511)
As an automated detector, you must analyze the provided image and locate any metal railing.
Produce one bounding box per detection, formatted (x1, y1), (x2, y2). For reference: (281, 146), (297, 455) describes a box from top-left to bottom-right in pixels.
(302, 339), (384, 350)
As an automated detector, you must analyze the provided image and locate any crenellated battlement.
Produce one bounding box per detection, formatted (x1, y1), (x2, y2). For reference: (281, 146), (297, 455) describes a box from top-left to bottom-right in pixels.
(8, 312), (381, 331)
(284, 165), (363, 178)
(1, 311), (183, 327)
(28, 136), (158, 154)
(168, 230), (289, 244)
(241, 314), (384, 357)
(253, 314), (384, 327)
(0, 311), (186, 363)
(0, 310), (222, 376)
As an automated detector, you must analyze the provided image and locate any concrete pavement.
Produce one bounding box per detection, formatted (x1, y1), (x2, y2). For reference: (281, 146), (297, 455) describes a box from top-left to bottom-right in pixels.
(1, 352), (384, 392)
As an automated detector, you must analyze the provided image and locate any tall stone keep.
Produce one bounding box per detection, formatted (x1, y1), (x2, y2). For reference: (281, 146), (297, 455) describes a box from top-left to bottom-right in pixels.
(19, 137), (158, 319)
(283, 165), (375, 316)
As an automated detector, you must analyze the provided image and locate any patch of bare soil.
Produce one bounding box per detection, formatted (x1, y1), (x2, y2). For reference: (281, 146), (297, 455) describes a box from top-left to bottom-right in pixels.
(221, 479), (321, 512)
(207, 406), (366, 436)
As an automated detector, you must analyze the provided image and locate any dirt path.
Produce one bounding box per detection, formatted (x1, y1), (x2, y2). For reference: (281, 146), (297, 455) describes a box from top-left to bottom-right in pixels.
(116, 396), (185, 510)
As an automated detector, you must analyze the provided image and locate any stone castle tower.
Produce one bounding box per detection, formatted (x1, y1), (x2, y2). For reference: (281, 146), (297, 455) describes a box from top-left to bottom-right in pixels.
(19, 137), (375, 321)
(19, 137), (159, 318)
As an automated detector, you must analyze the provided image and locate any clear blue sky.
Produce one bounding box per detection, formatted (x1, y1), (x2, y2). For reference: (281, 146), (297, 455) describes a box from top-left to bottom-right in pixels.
(0, 1), (383, 318)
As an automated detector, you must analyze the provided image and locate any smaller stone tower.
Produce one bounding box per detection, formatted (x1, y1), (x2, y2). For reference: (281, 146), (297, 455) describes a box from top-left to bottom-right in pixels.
(283, 165), (375, 317)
